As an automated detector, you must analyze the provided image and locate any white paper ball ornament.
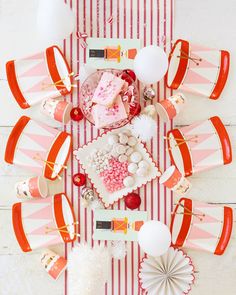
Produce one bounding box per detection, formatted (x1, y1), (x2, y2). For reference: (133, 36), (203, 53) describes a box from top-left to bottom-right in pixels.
(138, 220), (171, 257)
(37, 0), (76, 41)
(133, 45), (168, 84)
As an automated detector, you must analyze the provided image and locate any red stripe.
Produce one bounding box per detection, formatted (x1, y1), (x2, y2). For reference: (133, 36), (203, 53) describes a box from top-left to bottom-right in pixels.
(210, 116), (232, 164)
(76, 0), (81, 248)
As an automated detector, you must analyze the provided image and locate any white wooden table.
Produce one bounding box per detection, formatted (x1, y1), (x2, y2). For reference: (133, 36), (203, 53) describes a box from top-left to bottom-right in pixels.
(0, 0), (236, 294)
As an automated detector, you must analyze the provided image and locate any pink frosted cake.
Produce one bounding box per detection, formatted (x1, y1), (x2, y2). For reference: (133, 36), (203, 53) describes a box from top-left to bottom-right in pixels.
(92, 72), (125, 106)
(92, 95), (128, 128)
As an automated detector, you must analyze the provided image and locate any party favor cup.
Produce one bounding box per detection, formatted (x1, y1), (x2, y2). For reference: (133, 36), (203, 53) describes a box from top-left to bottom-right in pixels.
(41, 249), (67, 280)
(159, 165), (191, 195)
(15, 176), (48, 199)
(156, 93), (186, 122)
(41, 98), (73, 124)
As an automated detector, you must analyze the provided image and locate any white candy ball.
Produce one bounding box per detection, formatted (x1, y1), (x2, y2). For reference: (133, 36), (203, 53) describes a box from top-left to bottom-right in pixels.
(138, 160), (149, 170)
(123, 176), (135, 187)
(136, 167), (148, 177)
(130, 152), (142, 163)
(119, 134), (128, 144)
(128, 136), (137, 147)
(119, 155), (128, 163)
(125, 147), (134, 156)
(115, 144), (126, 155)
(128, 163), (138, 174)
(108, 134), (119, 145)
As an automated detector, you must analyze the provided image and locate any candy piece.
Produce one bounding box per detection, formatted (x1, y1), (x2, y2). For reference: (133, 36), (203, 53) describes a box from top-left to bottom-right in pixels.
(128, 136), (137, 147)
(125, 147), (134, 156)
(111, 148), (119, 158)
(124, 193), (141, 210)
(92, 72), (125, 106)
(92, 95), (128, 129)
(128, 163), (138, 174)
(130, 152), (142, 163)
(123, 176), (135, 187)
(115, 144), (126, 155)
(123, 129), (132, 136)
(136, 167), (148, 177)
(108, 134), (119, 145)
(119, 134), (128, 144)
(118, 155), (128, 163)
(138, 160), (149, 170)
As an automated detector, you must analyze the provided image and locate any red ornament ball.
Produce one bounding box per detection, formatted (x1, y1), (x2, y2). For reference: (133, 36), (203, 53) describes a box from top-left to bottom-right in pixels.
(120, 72), (133, 86)
(129, 102), (141, 116)
(70, 107), (84, 121)
(124, 193), (141, 210)
(73, 173), (86, 187)
(123, 69), (136, 82)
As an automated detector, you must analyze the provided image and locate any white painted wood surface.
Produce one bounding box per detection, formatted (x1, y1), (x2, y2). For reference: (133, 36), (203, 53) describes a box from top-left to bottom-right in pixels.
(0, 0), (236, 294)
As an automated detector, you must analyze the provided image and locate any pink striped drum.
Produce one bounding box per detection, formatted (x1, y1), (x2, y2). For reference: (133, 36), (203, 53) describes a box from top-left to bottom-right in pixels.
(4, 116), (72, 180)
(6, 45), (73, 109)
(167, 116), (232, 177)
(12, 193), (76, 252)
(170, 198), (233, 255)
(167, 39), (230, 99)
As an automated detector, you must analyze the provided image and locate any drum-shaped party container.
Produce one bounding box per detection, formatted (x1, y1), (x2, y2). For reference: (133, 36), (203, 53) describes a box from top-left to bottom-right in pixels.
(12, 193), (76, 252)
(4, 116), (72, 180)
(6, 45), (72, 109)
(167, 116), (232, 177)
(167, 39), (230, 99)
(170, 197), (233, 255)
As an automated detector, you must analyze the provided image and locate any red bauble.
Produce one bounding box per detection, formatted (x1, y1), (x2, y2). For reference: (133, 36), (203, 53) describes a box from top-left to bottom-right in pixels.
(123, 69), (136, 82)
(124, 193), (141, 210)
(70, 107), (84, 121)
(120, 72), (133, 86)
(129, 102), (141, 116)
(72, 173), (86, 186)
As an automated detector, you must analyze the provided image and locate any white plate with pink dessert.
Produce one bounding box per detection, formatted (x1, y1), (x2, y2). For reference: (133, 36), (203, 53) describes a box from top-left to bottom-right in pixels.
(79, 69), (140, 129)
(74, 127), (161, 207)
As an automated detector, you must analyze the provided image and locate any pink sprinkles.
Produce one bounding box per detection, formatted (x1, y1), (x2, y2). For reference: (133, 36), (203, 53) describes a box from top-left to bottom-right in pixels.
(100, 158), (129, 192)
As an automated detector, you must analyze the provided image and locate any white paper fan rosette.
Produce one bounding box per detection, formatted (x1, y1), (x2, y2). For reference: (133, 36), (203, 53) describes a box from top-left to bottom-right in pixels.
(139, 247), (195, 295)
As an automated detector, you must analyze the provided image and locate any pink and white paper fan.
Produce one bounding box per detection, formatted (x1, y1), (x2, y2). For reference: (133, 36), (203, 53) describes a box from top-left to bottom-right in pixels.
(139, 247), (195, 295)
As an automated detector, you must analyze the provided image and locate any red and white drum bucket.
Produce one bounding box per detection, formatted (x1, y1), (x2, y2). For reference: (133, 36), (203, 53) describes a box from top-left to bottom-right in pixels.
(170, 197), (233, 255)
(6, 45), (73, 109)
(4, 116), (72, 180)
(41, 249), (67, 280)
(167, 116), (232, 177)
(155, 93), (186, 122)
(15, 176), (48, 199)
(167, 39), (230, 99)
(12, 193), (76, 252)
(41, 98), (73, 124)
(159, 165), (191, 195)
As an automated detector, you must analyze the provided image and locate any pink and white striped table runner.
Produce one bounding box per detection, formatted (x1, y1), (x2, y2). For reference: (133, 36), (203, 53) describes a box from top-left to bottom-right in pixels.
(63, 1), (174, 294)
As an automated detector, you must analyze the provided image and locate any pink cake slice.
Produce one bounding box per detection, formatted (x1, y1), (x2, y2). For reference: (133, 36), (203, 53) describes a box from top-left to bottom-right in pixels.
(92, 72), (125, 106)
(92, 95), (128, 128)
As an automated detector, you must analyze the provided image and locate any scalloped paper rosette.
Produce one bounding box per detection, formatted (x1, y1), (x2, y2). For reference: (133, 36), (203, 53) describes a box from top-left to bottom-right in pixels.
(139, 247), (195, 295)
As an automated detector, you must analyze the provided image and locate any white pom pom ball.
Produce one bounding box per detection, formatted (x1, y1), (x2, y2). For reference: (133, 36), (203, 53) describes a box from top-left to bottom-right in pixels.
(131, 114), (156, 142)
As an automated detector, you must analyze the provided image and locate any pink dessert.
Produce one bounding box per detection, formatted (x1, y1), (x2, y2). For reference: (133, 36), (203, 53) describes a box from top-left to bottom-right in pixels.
(92, 72), (125, 106)
(100, 158), (129, 192)
(92, 95), (128, 129)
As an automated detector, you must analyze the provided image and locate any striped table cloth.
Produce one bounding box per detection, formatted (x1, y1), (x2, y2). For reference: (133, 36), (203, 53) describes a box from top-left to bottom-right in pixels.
(63, 0), (174, 294)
